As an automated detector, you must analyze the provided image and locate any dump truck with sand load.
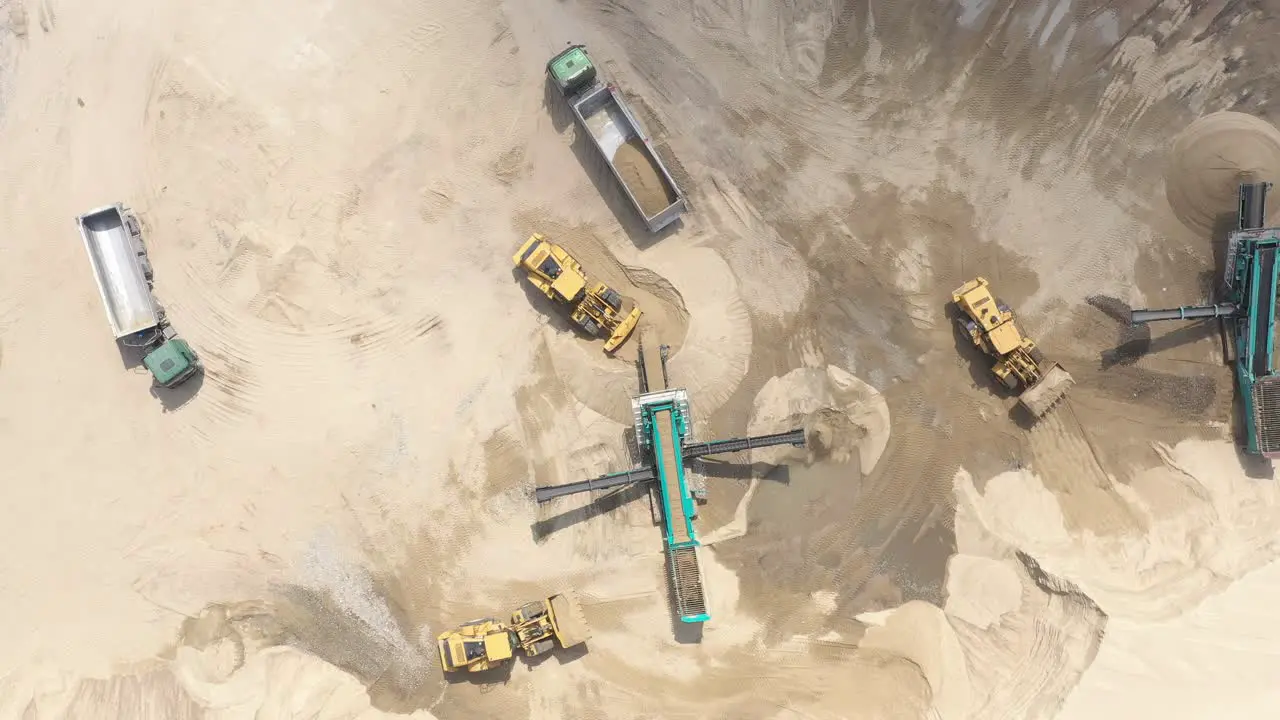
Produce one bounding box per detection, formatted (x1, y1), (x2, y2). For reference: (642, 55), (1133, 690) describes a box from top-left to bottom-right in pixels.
(514, 232), (642, 352)
(76, 203), (202, 388)
(952, 277), (1074, 418)
(437, 591), (590, 674)
(547, 44), (687, 232)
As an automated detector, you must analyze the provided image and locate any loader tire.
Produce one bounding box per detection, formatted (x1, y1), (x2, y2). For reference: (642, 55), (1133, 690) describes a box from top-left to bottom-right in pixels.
(601, 288), (623, 311)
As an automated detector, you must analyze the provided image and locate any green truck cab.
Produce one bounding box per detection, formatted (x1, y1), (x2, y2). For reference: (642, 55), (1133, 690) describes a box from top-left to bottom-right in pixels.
(142, 336), (201, 389)
(547, 45), (598, 96)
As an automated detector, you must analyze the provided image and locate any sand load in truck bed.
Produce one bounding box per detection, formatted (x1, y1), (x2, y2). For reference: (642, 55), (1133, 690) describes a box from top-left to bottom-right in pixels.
(615, 139), (678, 218)
(576, 84), (683, 227)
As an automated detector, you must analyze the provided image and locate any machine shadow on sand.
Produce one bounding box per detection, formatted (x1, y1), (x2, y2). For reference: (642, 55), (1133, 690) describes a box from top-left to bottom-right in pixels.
(442, 662), (514, 687)
(530, 480), (654, 541)
(541, 76), (684, 250)
(1086, 293), (1219, 369)
(1231, 416), (1277, 479)
(520, 640), (590, 669)
(1089, 212), (1240, 369)
(690, 457), (792, 484)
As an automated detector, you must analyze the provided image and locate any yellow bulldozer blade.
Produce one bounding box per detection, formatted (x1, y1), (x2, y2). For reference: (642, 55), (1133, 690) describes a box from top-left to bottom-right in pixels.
(602, 307), (643, 353)
(1019, 364), (1074, 418)
(549, 590), (591, 648)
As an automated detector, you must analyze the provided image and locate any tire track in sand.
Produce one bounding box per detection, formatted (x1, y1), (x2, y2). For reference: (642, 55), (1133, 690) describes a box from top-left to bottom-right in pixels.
(1024, 404), (1146, 537)
(139, 70), (447, 432)
(161, 258), (444, 434)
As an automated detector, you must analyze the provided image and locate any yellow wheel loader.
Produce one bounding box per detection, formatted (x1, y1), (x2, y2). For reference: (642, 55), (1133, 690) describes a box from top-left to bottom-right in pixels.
(514, 233), (642, 353)
(951, 277), (1074, 418)
(437, 591), (591, 674)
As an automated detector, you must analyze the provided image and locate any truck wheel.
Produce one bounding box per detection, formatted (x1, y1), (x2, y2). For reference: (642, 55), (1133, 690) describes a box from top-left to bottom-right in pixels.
(602, 289), (623, 311)
(580, 319), (600, 337)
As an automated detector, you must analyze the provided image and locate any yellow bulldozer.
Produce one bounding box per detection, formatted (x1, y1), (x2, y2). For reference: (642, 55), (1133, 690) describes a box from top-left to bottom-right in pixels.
(437, 591), (591, 674)
(514, 233), (642, 353)
(951, 277), (1074, 418)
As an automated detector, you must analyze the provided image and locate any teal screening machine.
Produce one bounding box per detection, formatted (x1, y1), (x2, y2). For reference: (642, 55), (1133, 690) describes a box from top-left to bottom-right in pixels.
(1130, 182), (1280, 457)
(535, 335), (807, 626)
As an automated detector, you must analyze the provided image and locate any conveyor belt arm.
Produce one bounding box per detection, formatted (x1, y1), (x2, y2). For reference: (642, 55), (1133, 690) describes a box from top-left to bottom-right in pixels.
(534, 466), (656, 504)
(681, 428), (806, 460)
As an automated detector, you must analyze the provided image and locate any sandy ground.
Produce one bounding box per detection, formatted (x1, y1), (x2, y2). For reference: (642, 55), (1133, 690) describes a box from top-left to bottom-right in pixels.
(5, 0), (1280, 718)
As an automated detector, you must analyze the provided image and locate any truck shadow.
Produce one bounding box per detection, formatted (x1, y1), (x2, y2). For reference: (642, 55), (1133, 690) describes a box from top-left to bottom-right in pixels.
(115, 338), (148, 371)
(152, 370), (204, 412)
(541, 77), (683, 250)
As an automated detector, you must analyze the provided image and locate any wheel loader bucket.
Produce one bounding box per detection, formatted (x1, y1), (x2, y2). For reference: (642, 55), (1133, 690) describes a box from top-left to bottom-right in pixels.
(548, 590), (591, 648)
(602, 307), (643, 354)
(1019, 364), (1074, 418)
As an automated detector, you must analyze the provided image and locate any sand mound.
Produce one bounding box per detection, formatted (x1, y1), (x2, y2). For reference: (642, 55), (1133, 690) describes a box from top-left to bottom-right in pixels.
(748, 365), (890, 471)
(615, 139), (677, 218)
(1165, 111), (1280, 235)
(857, 601), (973, 717)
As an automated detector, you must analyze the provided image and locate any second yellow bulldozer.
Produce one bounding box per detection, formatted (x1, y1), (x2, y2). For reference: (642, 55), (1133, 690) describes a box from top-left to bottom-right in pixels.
(514, 233), (642, 353)
(952, 277), (1074, 418)
(437, 591), (591, 674)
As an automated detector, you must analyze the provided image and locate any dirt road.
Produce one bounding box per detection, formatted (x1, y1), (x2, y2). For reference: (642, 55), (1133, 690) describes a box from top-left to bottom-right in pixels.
(3, 0), (1280, 718)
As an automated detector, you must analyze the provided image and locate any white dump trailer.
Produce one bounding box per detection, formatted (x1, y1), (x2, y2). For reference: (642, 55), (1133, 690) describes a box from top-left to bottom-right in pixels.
(76, 204), (201, 388)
